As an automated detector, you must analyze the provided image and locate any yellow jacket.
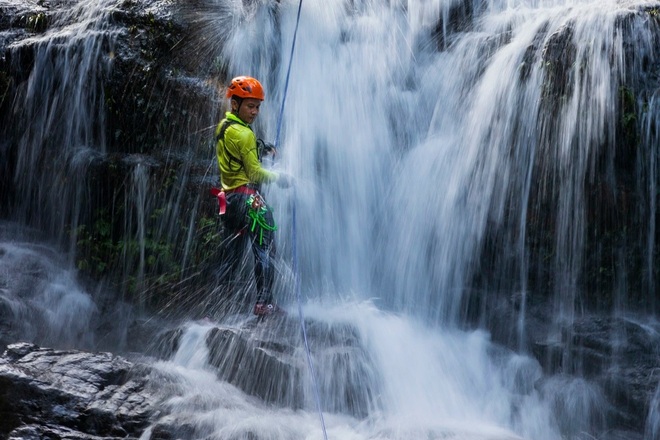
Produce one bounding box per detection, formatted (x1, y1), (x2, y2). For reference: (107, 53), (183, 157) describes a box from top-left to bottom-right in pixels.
(215, 112), (278, 190)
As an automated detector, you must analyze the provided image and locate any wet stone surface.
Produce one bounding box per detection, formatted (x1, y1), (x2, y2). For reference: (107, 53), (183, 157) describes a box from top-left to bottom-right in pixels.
(0, 342), (159, 439)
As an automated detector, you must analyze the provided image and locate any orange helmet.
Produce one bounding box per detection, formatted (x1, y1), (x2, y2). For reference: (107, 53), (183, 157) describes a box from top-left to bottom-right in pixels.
(226, 76), (265, 100)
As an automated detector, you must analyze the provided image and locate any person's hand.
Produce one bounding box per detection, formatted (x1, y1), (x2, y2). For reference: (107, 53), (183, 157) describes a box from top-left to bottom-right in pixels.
(257, 139), (277, 160)
(276, 173), (293, 189)
(263, 144), (277, 158)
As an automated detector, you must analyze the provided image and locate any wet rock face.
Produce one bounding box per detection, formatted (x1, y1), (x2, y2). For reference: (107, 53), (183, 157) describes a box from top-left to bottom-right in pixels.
(0, 342), (158, 439)
(0, 0), (223, 298)
(204, 316), (380, 418)
(0, 0), (219, 154)
(531, 315), (660, 435)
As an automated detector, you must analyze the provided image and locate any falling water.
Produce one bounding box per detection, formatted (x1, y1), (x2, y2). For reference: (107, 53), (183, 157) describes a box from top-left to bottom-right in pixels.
(225, 0), (660, 330)
(7, 0), (117, 247)
(162, 0), (657, 438)
(2, 0), (214, 305)
(647, 382), (660, 440)
(2, 0), (659, 439)
(640, 92), (660, 314)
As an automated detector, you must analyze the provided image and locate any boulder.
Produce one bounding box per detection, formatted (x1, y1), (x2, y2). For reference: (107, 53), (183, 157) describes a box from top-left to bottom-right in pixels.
(0, 342), (159, 439)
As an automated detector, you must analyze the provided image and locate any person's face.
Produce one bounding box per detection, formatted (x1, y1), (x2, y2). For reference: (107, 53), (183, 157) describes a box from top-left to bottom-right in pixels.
(233, 98), (261, 124)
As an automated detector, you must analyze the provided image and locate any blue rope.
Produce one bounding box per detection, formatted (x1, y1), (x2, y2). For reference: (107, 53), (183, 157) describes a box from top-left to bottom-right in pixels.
(274, 1), (329, 439)
(293, 188), (329, 440)
(274, 0), (303, 149)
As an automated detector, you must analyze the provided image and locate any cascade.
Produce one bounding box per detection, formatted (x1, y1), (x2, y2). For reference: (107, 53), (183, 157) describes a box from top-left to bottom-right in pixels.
(138, 1), (659, 437)
(0, 0), (659, 439)
(7, 0), (116, 245)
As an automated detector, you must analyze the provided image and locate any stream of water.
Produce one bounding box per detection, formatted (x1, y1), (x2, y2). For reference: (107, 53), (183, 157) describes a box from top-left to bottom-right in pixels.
(138, 0), (657, 438)
(2, 0), (659, 438)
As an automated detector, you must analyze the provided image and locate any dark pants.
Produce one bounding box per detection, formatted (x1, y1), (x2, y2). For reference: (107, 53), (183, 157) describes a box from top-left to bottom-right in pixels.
(223, 191), (276, 304)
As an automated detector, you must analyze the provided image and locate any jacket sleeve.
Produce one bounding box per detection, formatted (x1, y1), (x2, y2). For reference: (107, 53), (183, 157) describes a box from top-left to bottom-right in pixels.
(235, 128), (279, 184)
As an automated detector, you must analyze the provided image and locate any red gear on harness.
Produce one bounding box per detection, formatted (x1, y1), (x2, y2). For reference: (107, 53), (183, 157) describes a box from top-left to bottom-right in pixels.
(210, 185), (258, 215)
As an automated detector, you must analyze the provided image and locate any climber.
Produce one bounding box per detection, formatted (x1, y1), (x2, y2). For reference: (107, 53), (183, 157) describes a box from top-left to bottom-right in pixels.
(214, 75), (291, 316)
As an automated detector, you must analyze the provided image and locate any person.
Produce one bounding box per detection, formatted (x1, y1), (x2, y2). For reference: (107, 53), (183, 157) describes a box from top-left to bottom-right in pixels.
(214, 76), (290, 316)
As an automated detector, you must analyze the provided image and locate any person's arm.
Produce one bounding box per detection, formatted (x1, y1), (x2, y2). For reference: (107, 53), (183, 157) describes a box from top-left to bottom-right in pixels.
(236, 129), (279, 184)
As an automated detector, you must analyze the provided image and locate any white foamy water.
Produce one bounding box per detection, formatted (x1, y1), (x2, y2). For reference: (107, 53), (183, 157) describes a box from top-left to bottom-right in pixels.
(146, 305), (549, 440)
(0, 233), (98, 349)
(152, 0), (658, 438)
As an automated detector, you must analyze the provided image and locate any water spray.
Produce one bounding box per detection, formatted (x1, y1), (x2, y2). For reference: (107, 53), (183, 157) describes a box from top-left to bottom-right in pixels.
(274, 0), (329, 439)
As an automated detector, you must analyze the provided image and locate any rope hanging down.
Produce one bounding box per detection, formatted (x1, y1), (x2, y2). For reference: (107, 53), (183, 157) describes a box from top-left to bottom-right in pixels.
(274, 1), (329, 439)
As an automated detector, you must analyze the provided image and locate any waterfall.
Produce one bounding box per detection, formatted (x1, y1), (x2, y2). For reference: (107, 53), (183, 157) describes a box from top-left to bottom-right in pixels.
(1, 0), (659, 438)
(7, 0), (117, 247)
(640, 92), (660, 314)
(217, 0), (658, 329)
(2, 0), (220, 305)
(181, 0), (657, 438)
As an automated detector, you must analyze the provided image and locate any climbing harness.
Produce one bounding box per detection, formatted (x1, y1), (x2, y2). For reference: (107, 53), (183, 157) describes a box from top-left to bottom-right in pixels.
(246, 193), (277, 246)
(274, 1), (329, 439)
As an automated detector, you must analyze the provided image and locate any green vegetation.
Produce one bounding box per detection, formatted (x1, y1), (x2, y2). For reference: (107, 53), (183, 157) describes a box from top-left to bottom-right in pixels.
(25, 12), (48, 32)
(74, 211), (116, 275)
(195, 215), (223, 263)
(73, 205), (184, 302)
(68, 154), (227, 311)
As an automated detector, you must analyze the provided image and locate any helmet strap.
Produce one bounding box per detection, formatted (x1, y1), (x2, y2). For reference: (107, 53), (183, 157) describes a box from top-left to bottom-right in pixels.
(231, 96), (244, 114)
